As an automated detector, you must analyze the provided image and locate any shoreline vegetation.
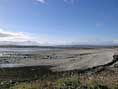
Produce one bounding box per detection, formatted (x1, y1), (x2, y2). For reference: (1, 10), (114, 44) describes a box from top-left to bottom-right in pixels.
(0, 60), (118, 89)
(0, 46), (117, 89)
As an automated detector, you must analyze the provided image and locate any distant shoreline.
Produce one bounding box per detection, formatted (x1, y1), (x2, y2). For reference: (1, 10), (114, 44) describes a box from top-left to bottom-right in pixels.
(0, 45), (117, 49)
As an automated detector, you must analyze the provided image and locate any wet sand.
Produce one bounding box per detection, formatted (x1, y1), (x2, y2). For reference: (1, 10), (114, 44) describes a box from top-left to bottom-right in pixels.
(0, 48), (117, 71)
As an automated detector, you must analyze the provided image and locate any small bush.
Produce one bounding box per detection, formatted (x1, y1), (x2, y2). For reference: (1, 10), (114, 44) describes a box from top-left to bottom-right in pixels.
(86, 80), (109, 89)
(10, 83), (38, 89)
(56, 76), (81, 89)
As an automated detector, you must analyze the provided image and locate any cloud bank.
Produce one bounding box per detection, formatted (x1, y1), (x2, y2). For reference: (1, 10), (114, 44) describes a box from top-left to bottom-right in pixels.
(0, 28), (117, 46)
(0, 28), (73, 45)
(0, 28), (31, 42)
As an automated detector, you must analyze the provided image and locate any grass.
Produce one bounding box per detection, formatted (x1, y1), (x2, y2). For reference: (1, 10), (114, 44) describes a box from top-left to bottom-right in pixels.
(55, 76), (81, 89)
(0, 67), (118, 89)
(10, 80), (55, 89)
(9, 75), (118, 89)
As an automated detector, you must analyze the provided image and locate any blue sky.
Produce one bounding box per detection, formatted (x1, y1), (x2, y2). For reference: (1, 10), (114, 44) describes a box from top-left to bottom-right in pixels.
(0, 0), (118, 45)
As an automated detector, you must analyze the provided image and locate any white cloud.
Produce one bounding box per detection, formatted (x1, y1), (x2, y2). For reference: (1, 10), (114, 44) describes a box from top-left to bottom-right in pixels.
(0, 28), (77, 45)
(0, 28), (70, 45)
(34, 0), (77, 4)
(113, 40), (118, 43)
(0, 28), (117, 46)
(64, 0), (77, 4)
(96, 21), (104, 27)
(35, 0), (47, 4)
(0, 28), (32, 42)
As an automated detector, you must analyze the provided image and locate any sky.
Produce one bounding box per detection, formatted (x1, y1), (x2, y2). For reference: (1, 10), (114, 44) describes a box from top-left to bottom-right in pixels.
(0, 0), (118, 45)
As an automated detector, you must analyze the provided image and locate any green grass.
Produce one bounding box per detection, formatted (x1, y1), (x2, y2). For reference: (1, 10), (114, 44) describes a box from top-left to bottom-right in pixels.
(10, 83), (34, 89)
(2, 68), (118, 89)
(9, 76), (114, 89)
(56, 76), (81, 89)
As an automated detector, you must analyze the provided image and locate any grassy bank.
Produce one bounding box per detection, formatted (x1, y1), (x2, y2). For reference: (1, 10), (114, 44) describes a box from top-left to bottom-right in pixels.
(0, 67), (117, 89)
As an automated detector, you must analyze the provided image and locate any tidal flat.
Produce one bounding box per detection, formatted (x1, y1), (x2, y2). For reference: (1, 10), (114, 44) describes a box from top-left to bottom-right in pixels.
(0, 47), (118, 89)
